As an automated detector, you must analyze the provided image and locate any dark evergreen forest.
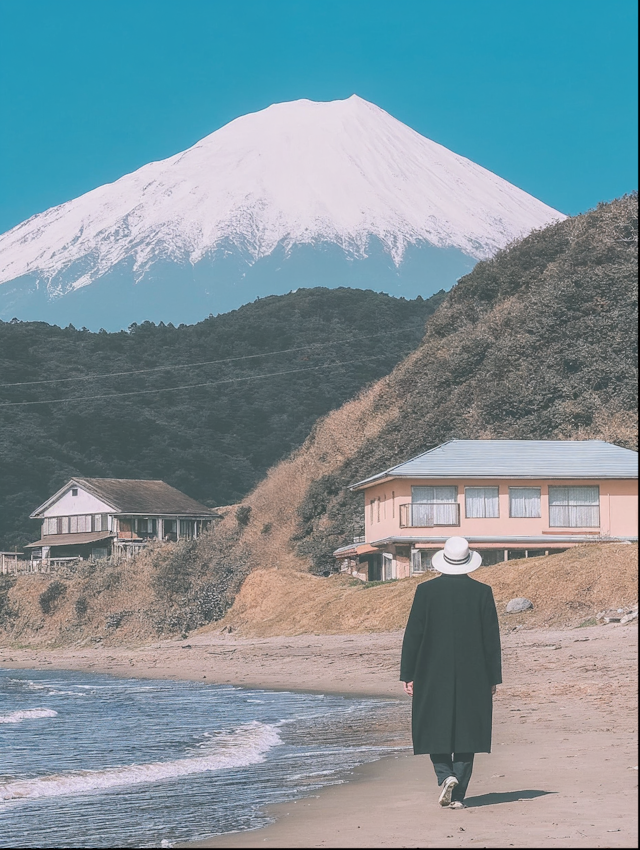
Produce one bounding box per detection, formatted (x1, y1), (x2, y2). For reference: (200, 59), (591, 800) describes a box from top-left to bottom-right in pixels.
(0, 286), (443, 548)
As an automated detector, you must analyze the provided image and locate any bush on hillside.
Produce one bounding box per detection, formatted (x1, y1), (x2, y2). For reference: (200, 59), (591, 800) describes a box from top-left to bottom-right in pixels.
(0, 576), (17, 626)
(39, 580), (67, 615)
(235, 505), (252, 527)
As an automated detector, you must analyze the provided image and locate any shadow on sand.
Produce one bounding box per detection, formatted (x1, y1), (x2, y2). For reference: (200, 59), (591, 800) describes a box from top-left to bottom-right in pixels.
(464, 790), (555, 807)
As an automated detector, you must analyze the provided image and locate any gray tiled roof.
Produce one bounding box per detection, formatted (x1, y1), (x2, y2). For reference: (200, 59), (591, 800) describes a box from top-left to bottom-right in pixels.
(351, 440), (638, 489)
(75, 479), (219, 515)
(31, 478), (219, 517)
(25, 531), (114, 548)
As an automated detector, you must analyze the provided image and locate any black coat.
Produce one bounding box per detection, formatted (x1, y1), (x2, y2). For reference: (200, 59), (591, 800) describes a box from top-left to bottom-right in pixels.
(400, 574), (502, 755)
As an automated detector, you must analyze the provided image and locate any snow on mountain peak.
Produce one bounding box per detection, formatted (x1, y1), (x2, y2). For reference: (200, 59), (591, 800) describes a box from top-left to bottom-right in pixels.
(0, 95), (564, 293)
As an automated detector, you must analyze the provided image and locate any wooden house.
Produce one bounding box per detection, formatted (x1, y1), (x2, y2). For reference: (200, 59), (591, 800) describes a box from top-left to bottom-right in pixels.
(26, 478), (220, 564)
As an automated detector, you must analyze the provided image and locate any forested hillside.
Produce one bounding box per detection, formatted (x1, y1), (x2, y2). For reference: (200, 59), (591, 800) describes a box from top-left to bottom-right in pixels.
(0, 287), (443, 548)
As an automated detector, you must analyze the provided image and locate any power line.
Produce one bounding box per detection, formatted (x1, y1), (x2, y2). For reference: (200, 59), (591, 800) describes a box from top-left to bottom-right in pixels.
(0, 327), (414, 388)
(0, 355), (393, 407)
(0, 344), (323, 387)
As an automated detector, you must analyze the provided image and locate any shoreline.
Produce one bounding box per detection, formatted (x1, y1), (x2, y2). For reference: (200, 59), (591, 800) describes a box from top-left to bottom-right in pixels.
(0, 630), (409, 699)
(1, 624), (637, 848)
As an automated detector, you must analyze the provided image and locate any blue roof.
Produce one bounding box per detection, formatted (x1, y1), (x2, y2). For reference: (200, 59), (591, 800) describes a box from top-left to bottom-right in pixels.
(351, 440), (638, 489)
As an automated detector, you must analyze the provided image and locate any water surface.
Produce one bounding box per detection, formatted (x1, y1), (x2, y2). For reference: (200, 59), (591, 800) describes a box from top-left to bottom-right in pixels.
(0, 668), (407, 848)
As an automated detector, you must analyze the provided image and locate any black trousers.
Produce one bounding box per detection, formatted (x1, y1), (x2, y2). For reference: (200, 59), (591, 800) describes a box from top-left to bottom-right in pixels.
(430, 753), (475, 801)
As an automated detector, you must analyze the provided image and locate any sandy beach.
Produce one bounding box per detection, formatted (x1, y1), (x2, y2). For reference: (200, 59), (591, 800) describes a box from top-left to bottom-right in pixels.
(1, 622), (637, 848)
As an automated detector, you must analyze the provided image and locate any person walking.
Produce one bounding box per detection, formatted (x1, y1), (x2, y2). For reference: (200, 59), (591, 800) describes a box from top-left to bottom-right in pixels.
(400, 536), (502, 809)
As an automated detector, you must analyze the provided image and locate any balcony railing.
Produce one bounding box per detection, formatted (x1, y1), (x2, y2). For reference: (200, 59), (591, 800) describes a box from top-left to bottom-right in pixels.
(399, 502), (461, 528)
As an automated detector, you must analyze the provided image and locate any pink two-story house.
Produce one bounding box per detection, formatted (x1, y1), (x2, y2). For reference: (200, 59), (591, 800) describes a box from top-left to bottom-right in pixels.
(333, 440), (638, 581)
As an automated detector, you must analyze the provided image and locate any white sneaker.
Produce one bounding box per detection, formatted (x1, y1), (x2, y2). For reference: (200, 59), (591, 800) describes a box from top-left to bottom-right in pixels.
(449, 801), (466, 809)
(438, 776), (459, 807)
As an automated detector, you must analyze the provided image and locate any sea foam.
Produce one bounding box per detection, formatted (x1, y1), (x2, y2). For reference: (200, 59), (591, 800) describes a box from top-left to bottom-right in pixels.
(0, 708), (58, 724)
(0, 721), (281, 801)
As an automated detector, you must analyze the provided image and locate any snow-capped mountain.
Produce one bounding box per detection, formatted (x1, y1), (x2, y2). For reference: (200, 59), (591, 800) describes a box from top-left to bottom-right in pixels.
(0, 95), (564, 329)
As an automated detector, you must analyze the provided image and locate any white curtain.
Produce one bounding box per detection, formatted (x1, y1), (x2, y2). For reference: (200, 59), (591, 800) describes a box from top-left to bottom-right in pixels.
(410, 550), (425, 574)
(180, 520), (195, 538)
(383, 554), (395, 581)
(411, 550), (437, 574)
(412, 486), (458, 525)
(549, 486), (599, 527)
(509, 487), (541, 518)
(43, 517), (57, 535)
(465, 487), (499, 518)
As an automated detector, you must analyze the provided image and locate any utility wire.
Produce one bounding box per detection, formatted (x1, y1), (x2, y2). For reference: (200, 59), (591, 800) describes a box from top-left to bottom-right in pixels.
(0, 327), (413, 388)
(0, 355), (392, 407)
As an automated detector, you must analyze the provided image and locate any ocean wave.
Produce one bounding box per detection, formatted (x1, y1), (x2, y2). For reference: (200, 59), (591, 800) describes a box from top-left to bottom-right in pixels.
(286, 768), (343, 781)
(0, 708), (58, 724)
(48, 690), (88, 697)
(3, 680), (86, 698)
(0, 721), (281, 802)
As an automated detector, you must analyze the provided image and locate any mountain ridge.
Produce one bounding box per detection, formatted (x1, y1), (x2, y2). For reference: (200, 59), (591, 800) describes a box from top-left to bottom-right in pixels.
(0, 96), (563, 329)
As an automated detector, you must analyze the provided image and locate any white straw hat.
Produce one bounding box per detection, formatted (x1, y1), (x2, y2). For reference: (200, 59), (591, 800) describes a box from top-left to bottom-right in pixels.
(431, 536), (482, 575)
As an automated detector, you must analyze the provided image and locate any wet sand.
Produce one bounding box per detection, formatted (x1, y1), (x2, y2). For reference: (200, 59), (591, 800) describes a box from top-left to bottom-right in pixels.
(1, 623), (637, 848)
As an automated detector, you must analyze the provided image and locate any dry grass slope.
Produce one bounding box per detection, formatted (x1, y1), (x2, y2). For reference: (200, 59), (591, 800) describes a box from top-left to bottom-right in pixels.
(0, 536), (251, 646)
(215, 543), (638, 636)
(183, 370), (403, 587)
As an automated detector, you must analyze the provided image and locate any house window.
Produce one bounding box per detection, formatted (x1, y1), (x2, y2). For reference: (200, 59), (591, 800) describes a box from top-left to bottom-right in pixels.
(509, 487), (541, 518)
(549, 486), (600, 527)
(410, 549), (438, 574)
(71, 488), (78, 497)
(162, 519), (177, 540)
(43, 517), (57, 536)
(179, 519), (195, 538)
(465, 487), (499, 518)
(411, 486), (459, 526)
(382, 553), (395, 581)
(479, 549), (504, 566)
(368, 554), (382, 582)
(136, 518), (157, 536)
(118, 518), (134, 538)
(370, 500), (375, 523)
(44, 515), (103, 535)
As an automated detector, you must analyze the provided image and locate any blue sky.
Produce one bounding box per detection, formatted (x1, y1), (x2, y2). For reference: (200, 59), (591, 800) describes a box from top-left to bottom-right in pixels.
(0, 0), (637, 234)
